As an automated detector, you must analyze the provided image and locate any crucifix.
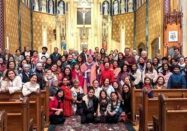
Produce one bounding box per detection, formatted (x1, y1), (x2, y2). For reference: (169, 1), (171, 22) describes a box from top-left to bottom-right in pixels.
(79, 8), (89, 42)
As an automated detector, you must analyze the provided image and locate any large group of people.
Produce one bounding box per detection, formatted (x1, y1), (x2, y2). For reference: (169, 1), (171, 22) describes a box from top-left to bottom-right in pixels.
(0, 46), (187, 127)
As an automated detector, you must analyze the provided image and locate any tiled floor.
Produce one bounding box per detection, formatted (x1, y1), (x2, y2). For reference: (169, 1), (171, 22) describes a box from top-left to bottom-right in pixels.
(46, 116), (129, 131)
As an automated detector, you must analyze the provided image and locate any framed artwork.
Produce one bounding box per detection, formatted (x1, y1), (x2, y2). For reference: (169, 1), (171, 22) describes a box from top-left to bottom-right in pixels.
(168, 31), (178, 42)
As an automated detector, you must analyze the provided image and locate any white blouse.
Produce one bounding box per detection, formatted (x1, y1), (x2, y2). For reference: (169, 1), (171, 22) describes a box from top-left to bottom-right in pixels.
(22, 82), (40, 96)
(0, 76), (22, 94)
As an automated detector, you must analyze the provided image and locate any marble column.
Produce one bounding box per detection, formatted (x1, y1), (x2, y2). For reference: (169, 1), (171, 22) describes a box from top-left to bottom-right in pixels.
(181, 0), (187, 56)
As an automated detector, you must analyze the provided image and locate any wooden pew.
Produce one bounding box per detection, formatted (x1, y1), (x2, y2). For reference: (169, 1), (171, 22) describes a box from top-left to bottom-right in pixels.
(40, 88), (49, 126)
(28, 93), (42, 131)
(0, 92), (45, 131)
(0, 110), (7, 131)
(139, 90), (187, 131)
(0, 98), (29, 131)
(158, 94), (187, 131)
(131, 88), (187, 124)
(139, 91), (159, 131)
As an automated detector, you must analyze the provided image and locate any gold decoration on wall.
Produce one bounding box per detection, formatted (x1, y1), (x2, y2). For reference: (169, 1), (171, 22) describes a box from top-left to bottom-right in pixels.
(4, 0), (19, 52)
(20, 3), (31, 49)
(112, 13), (134, 49)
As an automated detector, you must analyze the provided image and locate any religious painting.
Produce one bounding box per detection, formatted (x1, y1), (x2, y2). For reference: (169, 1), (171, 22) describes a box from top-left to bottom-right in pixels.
(169, 31), (178, 42)
(102, 0), (110, 16)
(77, 8), (91, 25)
(57, 0), (65, 15)
(48, 0), (54, 14)
(113, 0), (119, 15)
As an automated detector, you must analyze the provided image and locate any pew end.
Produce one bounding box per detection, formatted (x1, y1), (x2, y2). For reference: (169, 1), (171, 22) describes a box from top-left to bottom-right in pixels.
(0, 110), (7, 131)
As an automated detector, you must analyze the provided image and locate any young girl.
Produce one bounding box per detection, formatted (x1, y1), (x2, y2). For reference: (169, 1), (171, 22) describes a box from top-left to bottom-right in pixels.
(96, 90), (109, 123)
(61, 77), (73, 117)
(49, 89), (65, 126)
(143, 77), (154, 98)
(106, 92), (121, 123)
(0, 69), (22, 94)
(71, 80), (84, 115)
(22, 74), (40, 96)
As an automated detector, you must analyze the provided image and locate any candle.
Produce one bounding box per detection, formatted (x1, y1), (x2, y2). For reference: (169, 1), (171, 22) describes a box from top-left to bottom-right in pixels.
(158, 37), (161, 50)
(6, 36), (9, 50)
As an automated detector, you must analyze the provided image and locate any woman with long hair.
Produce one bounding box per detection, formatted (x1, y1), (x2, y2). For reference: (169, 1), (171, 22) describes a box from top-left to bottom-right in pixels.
(0, 69), (22, 94)
(61, 77), (73, 117)
(96, 90), (109, 123)
(22, 74), (40, 96)
(106, 92), (121, 123)
(154, 76), (166, 89)
(159, 63), (172, 87)
(49, 89), (65, 130)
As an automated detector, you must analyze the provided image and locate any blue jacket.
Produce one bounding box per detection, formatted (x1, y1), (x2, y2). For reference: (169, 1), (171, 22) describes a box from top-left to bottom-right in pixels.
(167, 73), (187, 89)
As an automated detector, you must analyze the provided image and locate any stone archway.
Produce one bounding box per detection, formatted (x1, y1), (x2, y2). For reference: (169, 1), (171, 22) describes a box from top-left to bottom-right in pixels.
(151, 38), (159, 58)
(138, 42), (146, 56)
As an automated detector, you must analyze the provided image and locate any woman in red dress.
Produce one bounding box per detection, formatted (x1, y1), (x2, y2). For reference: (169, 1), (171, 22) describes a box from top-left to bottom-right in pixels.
(61, 77), (73, 117)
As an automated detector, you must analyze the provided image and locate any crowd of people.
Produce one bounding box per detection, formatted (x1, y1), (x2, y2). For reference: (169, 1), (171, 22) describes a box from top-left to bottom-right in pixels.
(0, 46), (187, 127)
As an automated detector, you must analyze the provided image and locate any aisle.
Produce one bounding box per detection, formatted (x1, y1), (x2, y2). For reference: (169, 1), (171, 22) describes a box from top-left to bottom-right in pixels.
(48, 116), (130, 131)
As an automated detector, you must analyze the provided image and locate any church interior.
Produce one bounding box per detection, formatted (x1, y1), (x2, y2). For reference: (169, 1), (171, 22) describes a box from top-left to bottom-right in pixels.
(0, 0), (186, 57)
(0, 0), (187, 131)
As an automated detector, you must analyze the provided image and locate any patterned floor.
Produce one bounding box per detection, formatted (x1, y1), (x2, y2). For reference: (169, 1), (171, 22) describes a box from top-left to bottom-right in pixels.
(49, 116), (129, 131)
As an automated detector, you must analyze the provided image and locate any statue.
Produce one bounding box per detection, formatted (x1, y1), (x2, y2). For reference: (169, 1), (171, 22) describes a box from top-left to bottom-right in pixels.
(103, 1), (109, 16)
(128, 0), (133, 12)
(113, 0), (119, 15)
(41, 0), (47, 13)
(120, 0), (126, 13)
(57, 0), (65, 15)
(48, 0), (54, 14)
(33, 0), (39, 11)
